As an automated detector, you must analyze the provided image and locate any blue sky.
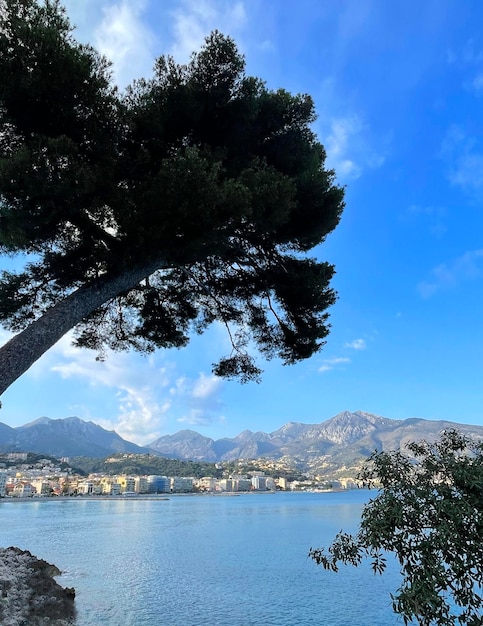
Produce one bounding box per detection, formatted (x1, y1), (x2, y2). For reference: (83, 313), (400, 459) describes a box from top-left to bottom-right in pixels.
(2, 0), (483, 445)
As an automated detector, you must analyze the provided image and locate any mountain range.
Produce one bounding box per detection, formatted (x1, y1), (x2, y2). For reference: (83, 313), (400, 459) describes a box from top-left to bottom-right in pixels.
(149, 410), (483, 476)
(0, 416), (152, 458)
(0, 411), (482, 476)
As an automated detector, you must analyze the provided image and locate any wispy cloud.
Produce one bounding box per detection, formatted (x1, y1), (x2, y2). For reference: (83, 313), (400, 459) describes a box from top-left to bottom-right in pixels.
(10, 319), (229, 444)
(169, 0), (247, 63)
(324, 117), (363, 179)
(447, 38), (483, 67)
(418, 249), (483, 298)
(345, 338), (366, 350)
(462, 39), (483, 65)
(441, 125), (483, 196)
(170, 373), (224, 426)
(404, 204), (448, 239)
(45, 335), (171, 444)
(322, 115), (385, 182)
(447, 39), (483, 96)
(318, 357), (351, 373)
(472, 73), (483, 94)
(94, 0), (157, 87)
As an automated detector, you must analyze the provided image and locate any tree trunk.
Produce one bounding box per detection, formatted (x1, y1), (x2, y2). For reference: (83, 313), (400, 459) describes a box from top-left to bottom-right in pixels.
(0, 259), (166, 397)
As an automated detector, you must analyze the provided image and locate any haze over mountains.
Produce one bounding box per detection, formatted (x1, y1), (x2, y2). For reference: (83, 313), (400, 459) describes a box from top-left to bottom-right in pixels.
(0, 411), (482, 476)
(0, 416), (152, 458)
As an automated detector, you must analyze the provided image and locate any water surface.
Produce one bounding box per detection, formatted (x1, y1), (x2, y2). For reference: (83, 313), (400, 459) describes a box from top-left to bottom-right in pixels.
(1, 490), (405, 625)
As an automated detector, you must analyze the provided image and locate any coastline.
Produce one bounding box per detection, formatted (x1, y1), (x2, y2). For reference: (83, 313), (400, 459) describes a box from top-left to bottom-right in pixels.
(0, 488), (351, 504)
(0, 547), (75, 626)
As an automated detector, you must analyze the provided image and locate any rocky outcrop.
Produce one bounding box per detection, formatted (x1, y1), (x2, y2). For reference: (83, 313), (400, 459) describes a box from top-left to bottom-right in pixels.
(147, 411), (483, 470)
(0, 547), (75, 625)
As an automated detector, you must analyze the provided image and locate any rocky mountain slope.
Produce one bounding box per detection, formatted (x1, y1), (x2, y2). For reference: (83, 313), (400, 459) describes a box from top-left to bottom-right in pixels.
(149, 410), (483, 475)
(0, 416), (152, 458)
(0, 411), (481, 475)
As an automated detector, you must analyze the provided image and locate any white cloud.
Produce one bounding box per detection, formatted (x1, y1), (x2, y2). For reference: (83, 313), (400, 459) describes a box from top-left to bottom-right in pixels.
(441, 125), (483, 195)
(192, 373), (223, 399)
(6, 318), (229, 444)
(258, 40), (275, 52)
(462, 39), (483, 65)
(418, 249), (483, 298)
(43, 335), (171, 444)
(318, 357), (350, 373)
(345, 338), (366, 350)
(450, 154), (483, 190)
(11, 328), (227, 443)
(47, 338), (226, 441)
(445, 40), (483, 97)
(94, 0), (157, 87)
(405, 204), (448, 239)
(324, 117), (363, 179)
(169, 0), (247, 63)
(472, 73), (483, 93)
(170, 372), (224, 427)
(97, 393), (171, 446)
(322, 116), (384, 182)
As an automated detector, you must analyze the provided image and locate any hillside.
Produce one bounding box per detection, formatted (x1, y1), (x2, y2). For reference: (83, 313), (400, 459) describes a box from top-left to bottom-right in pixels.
(0, 416), (153, 458)
(149, 410), (483, 476)
(1, 411), (482, 477)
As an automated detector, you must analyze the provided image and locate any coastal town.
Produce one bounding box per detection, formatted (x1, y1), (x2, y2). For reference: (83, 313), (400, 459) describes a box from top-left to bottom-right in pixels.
(0, 452), (359, 498)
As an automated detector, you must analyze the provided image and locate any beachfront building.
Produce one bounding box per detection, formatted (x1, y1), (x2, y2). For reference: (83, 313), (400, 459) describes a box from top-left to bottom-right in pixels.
(117, 476), (136, 494)
(78, 481), (94, 495)
(12, 481), (33, 497)
(170, 477), (194, 493)
(147, 475), (170, 494)
(0, 472), (7, 497)
(234, 477), (252, 491)
(135, 476), (149, 494)
(30, 480), (51, 496)
(197, 476), (217, 492)
(100, 478), (121, 495)
(251, 475), (267, 491)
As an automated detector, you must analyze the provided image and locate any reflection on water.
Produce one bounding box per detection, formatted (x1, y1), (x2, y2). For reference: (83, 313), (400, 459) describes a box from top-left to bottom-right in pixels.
(0, 491), (404, 626)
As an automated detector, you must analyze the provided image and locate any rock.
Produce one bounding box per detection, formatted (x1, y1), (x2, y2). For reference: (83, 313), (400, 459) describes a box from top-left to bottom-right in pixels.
(0, 546), (75, 625)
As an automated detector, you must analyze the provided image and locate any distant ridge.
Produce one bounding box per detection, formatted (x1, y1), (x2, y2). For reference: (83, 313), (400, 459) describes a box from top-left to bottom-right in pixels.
(148, 410), (483, 475)
(0, 416), (153, 458)
(0, 412), (482, 475)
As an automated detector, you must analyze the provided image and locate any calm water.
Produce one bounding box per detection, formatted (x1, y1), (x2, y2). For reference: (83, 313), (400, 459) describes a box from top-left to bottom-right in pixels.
(0, 490), (406, 625)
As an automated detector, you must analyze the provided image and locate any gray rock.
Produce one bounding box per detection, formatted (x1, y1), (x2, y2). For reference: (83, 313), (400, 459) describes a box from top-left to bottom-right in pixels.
(0, 546), (75, 626)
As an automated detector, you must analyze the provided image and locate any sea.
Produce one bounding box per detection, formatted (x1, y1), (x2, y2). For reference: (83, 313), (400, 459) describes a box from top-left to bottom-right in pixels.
(0, 489), (408, 626)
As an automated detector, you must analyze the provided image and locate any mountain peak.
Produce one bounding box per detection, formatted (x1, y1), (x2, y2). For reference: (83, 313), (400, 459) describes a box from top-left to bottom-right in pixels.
(21, 416), (52, 426)
(1, 412), (481, 477)
(0, 416), (153, 458)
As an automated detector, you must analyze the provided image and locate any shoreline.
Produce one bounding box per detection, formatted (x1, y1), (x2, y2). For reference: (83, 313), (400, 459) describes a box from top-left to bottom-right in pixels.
(0, 547), (75, 626)
(0, 488), (353, 503)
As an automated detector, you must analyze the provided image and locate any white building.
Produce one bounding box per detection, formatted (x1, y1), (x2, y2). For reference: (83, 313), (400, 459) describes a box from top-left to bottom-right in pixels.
(12, 481), (33, 497)
(251, 475), (267, 491)
(135, 476), (149, 494)
(0, 472), (7, 497)
(233, 478), (252, 491)
(77, 481), (94, 495)
(30, 480), (51, 496)
(170, 477), (193, 493)
(197, 477), (217, 492)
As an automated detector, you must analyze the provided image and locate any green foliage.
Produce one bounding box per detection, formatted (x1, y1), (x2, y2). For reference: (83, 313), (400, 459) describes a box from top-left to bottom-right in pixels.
(0, 451), (75, 472)
(309, 430), (483, 626)
(0, 0), (344, 386)
(222, 460), (306, 482)
(71, 454), (221, 479)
